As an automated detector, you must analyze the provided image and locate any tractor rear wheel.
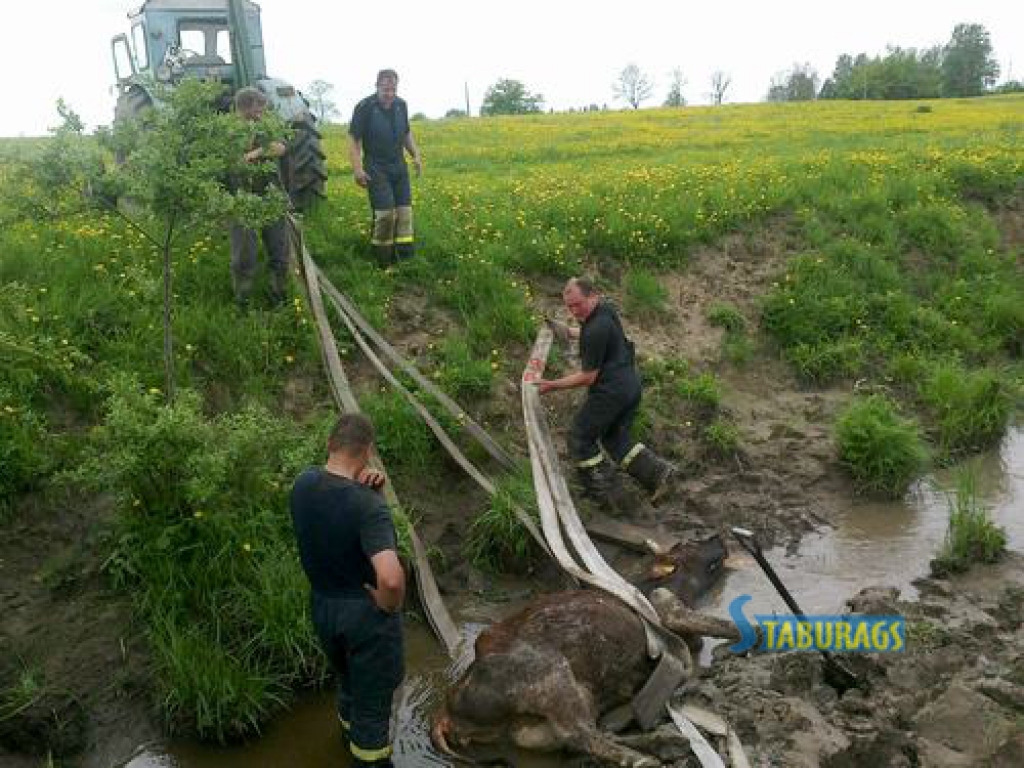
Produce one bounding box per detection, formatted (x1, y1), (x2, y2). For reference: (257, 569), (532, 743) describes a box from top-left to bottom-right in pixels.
(281, 114), (327, 212)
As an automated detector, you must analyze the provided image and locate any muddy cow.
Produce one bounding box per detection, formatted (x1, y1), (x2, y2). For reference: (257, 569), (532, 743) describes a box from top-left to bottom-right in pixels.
(431, 535), (731, 767)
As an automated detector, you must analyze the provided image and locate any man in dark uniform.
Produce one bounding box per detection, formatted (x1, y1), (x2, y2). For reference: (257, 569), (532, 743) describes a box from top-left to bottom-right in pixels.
(348, 69), (423, 265)
(539, 278), (677, 507)
(290, 413), (405, 767)
(231, 86), (290, 308)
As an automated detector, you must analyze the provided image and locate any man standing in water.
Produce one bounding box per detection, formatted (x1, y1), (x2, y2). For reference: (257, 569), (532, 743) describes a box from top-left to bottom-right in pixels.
(290, 414), (405, 767)
(348, 69), (423, 265)
(539, 278), (677, 508)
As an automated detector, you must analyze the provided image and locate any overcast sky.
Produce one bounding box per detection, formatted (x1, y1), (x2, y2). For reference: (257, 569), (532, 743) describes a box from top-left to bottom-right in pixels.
(2, 0), (1021, 136)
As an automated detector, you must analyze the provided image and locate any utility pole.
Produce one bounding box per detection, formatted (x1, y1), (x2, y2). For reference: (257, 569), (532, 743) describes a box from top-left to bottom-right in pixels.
(464, 82), (471, 117)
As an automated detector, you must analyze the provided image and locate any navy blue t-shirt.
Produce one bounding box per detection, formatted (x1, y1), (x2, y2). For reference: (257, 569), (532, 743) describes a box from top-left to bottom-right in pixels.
(580, 300), (638, 393)
(348, 95), (409, 166)
(289, 467), (397, 597)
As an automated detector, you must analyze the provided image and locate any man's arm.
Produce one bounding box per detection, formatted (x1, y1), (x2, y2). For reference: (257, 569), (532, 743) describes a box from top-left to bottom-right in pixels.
(348, 134), (369, 187)
(404, 131), (422, 176)
(367, 550), (405, 612)
(538, 368), (598, 394)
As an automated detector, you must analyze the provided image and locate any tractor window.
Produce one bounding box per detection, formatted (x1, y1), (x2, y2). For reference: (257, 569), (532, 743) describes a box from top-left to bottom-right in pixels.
(179, 28), (207, 56)
(131, 23), (149, 70)
(178, 22), (230, 64)
(215, 30), (233, 63)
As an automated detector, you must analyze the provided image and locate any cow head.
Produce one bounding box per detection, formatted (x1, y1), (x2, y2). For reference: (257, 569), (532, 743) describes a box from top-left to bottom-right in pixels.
(636, 533), (728, 605)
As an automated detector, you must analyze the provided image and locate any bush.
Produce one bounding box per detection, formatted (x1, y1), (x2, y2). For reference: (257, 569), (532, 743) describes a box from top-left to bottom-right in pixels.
(931, 469), (1006, 576)
(77, 378), (326, 741)
(918, 361), (1012, 458)
(835, 395), (928, 497)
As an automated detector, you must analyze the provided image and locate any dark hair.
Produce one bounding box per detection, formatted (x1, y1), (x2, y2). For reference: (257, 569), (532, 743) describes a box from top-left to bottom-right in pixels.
(234, 86), (268, 112)
(328, 413), (376, 454)
(565, 277), (597, 296)
(376, 69), (399, 86)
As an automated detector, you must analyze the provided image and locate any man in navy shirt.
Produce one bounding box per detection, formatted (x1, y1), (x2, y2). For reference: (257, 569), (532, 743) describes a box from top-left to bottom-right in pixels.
(348, 69), (423, 265)
(539, 278), (677, 509)
(290, 413), (405, 766)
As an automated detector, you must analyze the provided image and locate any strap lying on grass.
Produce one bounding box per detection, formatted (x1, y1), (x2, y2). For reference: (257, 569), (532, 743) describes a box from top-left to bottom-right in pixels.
(291, 217), (462, 657)
(317, 276), (516, 472)
(316, 267), (551, 561)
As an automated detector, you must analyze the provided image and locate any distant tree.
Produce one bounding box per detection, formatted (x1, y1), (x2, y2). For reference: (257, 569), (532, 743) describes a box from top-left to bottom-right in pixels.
(664, 68), (687, 107)
(820, 47), (943, 100)
(305, 80), (340, 123)
(444, 108), (467, 118)
(766, 63), (819, 101)
(993, 80), (1024, 94)
(480, 79), (544, 115)
(411, 112), (427, 121)
(709, 71), (732, 105)
(613, 64), (654, 109)
(942, 23), (999, 97)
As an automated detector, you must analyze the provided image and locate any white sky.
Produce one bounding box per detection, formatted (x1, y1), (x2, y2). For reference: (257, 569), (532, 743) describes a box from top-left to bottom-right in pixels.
(2, 0), (1021, 136)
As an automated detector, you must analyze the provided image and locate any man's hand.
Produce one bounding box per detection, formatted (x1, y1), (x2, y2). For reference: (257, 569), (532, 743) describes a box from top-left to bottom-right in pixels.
(412, 154), (423, 177)
(537, 380), (556, 395)
(353, 168), (370, 188)
(357, 467), (386, 491)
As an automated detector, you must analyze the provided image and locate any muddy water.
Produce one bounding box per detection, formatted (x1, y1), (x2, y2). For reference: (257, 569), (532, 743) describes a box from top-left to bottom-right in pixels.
(126, 427), (1023, 768)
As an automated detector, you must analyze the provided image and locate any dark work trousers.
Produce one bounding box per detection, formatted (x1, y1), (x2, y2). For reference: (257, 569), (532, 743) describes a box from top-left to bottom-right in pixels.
(569, 381), (642, 464)
(229, 216), (290, 302)
(311, 592), (404, 766)
(366, 161), (414, 261)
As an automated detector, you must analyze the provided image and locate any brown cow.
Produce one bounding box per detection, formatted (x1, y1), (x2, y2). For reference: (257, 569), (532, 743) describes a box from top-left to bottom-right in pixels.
(431, 535), (739, 767)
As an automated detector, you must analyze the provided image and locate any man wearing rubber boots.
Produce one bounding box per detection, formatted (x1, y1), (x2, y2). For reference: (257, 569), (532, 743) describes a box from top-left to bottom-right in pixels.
(538, 278), (677, 509)
(290, 414), (405, 767)
(230, 87), (290, 309)
(348, 69), (423, 265)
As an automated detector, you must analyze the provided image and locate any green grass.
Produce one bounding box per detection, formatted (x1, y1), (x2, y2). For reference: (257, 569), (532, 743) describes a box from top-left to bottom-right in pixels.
(465, 469), (542, 574)
(931, 468), (1007, 576)
(835, 394), (929, 497)
(2, 94), (1022, 741)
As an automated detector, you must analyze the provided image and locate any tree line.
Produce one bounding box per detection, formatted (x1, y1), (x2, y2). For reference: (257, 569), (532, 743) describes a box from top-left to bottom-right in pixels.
(307, 21), (1018, 121)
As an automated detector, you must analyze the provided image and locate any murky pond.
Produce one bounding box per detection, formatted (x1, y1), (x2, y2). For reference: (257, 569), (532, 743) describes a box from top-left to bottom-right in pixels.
(127, 428), (1023, 768)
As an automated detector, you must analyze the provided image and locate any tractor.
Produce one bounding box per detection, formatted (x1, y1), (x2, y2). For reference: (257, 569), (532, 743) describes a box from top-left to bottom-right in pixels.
(109, 0), (327, 211)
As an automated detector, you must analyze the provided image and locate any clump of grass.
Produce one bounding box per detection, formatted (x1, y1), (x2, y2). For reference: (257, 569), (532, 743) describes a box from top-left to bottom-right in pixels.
(702, 419), (741, 457)
(623, 268), (670, 320)
(918, 360), (1012, 459)
(465, 470), (541, 574)
(930, 468), (1006, 577)
(785, 338), (864, 383)
(707, 302), (746, 333)
(707, 302), (752, 365)
(835, 394), (928, 497)
(431, 335), (494, 401)
(360, 390), (438, 475)
(676, 371), (722, 414)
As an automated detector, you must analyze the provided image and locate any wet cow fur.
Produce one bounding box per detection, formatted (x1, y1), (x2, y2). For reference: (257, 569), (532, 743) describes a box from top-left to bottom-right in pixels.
(432, 535), (729, 767)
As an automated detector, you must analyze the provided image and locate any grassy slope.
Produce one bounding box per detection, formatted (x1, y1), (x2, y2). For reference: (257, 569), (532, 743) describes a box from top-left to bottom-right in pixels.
(1, 95), (1022, 743)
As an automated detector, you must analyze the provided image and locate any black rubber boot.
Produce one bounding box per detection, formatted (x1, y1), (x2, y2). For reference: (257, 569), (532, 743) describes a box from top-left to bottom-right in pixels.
(624, 446), (677, 503)
(269, 270), (288, 308)
(373, 245), (396, 267)
(394, 242), (415, 262)
(577, 458), (629, 514)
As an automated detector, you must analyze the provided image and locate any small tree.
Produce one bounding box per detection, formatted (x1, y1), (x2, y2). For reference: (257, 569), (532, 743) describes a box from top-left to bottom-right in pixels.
(766, 63), (819, 101)
(664, 68), (687, 107)
(709, 71), (732, 105)
(305, 79), (340, 123)
(613, 64), (654, 109)
(17, 87), (287, 404)
(480, 79), (545, 115)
